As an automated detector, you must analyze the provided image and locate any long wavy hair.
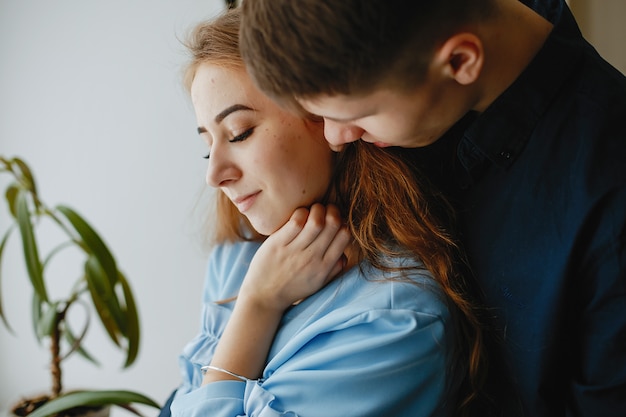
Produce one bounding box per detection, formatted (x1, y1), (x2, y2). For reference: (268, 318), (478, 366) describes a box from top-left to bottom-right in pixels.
(183, 8), (486, 415)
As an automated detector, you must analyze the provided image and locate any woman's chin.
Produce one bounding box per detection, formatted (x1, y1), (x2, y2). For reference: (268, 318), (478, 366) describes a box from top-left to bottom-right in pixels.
(248, 217), (280, 237)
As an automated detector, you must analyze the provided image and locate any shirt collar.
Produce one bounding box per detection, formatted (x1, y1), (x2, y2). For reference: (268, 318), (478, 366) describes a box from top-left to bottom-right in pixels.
(459, 6), (583, 173)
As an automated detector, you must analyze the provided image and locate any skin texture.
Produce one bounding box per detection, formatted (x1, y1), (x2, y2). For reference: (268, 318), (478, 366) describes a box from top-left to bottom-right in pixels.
(190, 63), (351, 384)
(298, 80), (470, 150)
(192, 63), (335, 235)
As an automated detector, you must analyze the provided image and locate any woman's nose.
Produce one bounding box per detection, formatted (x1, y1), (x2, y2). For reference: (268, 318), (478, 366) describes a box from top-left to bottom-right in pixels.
(205, 144), (239, 187)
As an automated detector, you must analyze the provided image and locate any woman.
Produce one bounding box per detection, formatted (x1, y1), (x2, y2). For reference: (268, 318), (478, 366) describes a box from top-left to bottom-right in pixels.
(169, 8), (485, 417)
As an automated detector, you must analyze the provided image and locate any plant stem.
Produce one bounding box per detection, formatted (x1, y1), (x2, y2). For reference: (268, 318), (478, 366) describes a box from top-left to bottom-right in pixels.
(51, 311), (64, 398)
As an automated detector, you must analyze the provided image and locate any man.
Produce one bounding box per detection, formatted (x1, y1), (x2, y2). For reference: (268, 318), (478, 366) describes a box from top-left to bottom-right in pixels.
(240, 0), (626, 416)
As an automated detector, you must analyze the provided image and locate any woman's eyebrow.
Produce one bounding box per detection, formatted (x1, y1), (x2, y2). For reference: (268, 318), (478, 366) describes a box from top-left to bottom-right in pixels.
(215, 104), (253, 123)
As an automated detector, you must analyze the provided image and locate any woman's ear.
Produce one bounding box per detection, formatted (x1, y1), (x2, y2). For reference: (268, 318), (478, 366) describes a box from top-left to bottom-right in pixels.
(435, 33), (484, 85)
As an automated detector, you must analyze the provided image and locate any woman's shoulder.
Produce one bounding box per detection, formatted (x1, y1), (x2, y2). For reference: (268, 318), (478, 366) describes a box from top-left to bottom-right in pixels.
(202, 240), (262, 303)
(271, 259), (455, 374)
(209, 240), (261, 263)
(321, 259), (451, 319)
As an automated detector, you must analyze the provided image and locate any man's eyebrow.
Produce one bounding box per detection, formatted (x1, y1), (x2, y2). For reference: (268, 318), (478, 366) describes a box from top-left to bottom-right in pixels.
(215, 104), (254, 123)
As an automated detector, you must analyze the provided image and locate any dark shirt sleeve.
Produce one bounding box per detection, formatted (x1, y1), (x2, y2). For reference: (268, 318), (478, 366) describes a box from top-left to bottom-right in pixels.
(570, 188), (626, 415)
(157, 389), (177, 417)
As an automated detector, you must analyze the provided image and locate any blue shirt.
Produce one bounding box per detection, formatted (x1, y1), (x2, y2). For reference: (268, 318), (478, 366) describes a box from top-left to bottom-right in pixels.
(170, 241), (461, 417)
(408, 4), (626, 416)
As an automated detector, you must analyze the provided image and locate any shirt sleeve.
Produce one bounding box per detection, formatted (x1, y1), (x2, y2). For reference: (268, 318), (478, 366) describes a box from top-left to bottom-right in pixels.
(171, 305), (458, 417)
(174, 242), (258, 398)
(570, 187), (626, 415)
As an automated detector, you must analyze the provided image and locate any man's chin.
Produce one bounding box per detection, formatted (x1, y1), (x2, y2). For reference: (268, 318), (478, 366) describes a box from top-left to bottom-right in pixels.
(372, 141), (392, 148)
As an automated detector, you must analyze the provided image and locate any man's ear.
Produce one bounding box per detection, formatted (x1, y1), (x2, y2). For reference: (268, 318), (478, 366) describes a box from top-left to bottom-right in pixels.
(435, 33), (484, 85)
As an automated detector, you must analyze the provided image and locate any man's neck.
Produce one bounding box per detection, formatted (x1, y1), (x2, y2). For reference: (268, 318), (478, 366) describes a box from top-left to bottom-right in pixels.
(473, 0), (554, 112)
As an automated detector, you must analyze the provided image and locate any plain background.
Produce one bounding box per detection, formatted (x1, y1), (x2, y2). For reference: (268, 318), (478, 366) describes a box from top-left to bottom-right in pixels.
(1, 1), (624, 416)
(0, 0), (225, 415)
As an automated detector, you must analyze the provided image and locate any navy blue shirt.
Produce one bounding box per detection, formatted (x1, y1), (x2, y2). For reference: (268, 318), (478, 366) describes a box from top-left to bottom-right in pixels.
(410, 4), (626, 416)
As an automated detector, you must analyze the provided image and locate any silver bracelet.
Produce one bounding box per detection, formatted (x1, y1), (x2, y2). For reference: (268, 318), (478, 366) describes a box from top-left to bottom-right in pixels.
(200, 364), (252, 382)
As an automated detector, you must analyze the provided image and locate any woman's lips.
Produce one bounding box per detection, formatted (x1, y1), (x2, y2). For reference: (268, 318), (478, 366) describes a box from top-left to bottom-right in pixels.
(233, 191), (260, 213)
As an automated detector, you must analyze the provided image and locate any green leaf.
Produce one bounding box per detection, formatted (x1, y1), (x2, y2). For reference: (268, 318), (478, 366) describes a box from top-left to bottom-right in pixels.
(56, 206), (118, 287)
(0, 225), (16, 332)
(118, 271), (140, 367)
(5, 183), (19, 218)
(26, 390), (160, 417)
(62, 300), (100, 366)
(16, 190), (48, 302)
(63, 324), (100, 366)
(12, 157), (38, 196)
(31, 291), (44, 345)
(84, 256), (122, 346)
(37, 301), (60, 338)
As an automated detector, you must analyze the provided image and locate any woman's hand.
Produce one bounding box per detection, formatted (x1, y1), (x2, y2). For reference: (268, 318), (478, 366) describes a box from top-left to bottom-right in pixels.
(203, 203), (351, 385)
(239, 203), (351, 312)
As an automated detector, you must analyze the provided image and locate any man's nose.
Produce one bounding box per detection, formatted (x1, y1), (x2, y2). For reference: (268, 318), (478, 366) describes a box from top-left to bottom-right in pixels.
(323, 119), (364, 147)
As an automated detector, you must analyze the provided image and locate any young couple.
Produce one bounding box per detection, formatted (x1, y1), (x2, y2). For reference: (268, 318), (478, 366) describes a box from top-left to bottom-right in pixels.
(168, 1), (626, 416)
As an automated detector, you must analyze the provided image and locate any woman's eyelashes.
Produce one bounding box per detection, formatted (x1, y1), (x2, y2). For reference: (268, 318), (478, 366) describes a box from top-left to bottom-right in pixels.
(230, 128), (253, 143)
(202, 128), (254, 159)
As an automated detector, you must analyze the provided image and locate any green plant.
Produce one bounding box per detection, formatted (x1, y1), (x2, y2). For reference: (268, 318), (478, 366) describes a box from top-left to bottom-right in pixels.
(0, 156), (160, 417)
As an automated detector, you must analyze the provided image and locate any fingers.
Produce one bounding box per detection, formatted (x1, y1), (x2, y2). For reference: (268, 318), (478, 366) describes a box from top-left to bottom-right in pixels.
(271, 206), (312, 245)
(292, 204), (351, 282)
(267, 202), (350, 276)
(241, 203), (351, 310)
(322, 226), (351, 271)
(327, 253), (348, 283)
(290, 203), (342, 251)
(271, 203), (345, 251)
(305, 205), (351, 266)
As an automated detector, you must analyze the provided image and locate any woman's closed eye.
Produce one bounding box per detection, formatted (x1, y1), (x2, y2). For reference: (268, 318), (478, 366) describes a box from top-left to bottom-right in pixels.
(230, 128), (253, 143)
(203, 128), (254, 159)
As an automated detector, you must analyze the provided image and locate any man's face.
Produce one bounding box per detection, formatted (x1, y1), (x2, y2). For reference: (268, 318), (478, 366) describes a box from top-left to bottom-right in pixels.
(298, 78), (467, 151)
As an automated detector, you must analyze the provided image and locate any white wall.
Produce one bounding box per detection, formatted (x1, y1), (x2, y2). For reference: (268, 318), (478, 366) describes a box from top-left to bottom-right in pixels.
(0, 0), (225, 415)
